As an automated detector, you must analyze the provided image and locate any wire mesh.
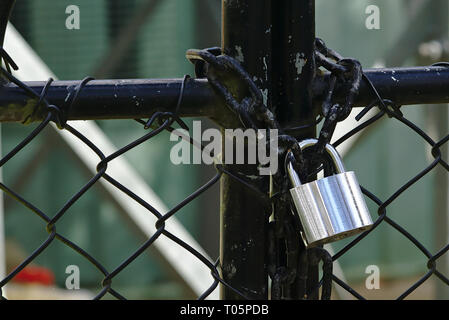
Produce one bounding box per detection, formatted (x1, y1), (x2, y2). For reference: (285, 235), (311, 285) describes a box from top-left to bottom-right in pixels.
(329, 97), (449, 300)
(300, 46), (449, 300)
(0, 68), (239, 300)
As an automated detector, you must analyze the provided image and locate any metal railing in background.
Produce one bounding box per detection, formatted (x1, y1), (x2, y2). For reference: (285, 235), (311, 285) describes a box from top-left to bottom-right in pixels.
(0, 0), (448, 300)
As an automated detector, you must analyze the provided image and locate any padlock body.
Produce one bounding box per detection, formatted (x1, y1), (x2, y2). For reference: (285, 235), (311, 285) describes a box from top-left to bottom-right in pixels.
(290, 171), (373, 248)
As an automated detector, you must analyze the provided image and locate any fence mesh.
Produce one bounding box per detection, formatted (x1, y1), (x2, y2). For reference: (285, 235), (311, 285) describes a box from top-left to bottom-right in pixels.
(0, 68), (230, 300)
(0, 37), (448, 300)
(325, 83), (449, 300)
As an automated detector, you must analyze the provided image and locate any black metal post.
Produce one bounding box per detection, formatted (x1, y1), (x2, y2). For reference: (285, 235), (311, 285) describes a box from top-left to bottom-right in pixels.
(219, 0), (272, 300)
(271, 0), (316, 133)
(271, 0), (318, 300)
(3, 67), (449, 123)
(0, 79), (223, 123)
(219, 0), (318, 300)
(315, 66), (449, 108)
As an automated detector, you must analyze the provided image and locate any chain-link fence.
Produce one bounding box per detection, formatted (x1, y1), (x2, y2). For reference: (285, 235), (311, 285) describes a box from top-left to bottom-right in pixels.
(0, 66), (238, 299)
(309, 47), (449, 299)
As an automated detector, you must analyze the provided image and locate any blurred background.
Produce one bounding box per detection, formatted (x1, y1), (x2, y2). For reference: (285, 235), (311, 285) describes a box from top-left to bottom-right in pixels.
(1, 0), (448, 299)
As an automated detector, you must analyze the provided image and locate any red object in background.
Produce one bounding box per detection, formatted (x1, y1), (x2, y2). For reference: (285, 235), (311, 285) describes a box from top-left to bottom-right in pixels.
(13, 266), (55, 286)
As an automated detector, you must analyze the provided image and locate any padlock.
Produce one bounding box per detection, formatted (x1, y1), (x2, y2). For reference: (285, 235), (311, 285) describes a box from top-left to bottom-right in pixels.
(287, 138), (373, 248)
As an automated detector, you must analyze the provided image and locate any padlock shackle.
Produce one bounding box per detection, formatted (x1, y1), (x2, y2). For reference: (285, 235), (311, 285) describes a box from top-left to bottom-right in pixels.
(298, 139), (346, 174)
(286, 139), (346, 188)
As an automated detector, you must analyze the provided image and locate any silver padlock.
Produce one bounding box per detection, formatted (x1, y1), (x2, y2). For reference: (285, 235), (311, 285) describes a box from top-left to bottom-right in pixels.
(287, 138), (373, 248)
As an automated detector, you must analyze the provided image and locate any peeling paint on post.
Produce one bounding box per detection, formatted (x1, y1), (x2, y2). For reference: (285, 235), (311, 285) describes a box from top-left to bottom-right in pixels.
(234, 46), (244, 63)
(295, 53), (307, 77)
(271, 0), (316, 133)
(220, 0), (318, 300)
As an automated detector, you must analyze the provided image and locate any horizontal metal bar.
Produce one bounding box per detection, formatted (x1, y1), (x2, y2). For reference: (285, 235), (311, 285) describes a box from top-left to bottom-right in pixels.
(0, 78), (225, 123)
(1, 66), (449, 124)
(314, 66), (449, 108)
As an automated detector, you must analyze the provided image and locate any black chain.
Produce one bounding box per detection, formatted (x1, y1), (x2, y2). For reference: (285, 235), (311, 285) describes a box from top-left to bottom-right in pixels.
(188, 47), (335, 300)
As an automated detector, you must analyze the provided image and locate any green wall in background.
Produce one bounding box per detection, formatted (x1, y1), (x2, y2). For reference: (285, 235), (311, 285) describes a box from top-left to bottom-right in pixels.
(29, 0), (109, 79)
(138, 0), (195, 78)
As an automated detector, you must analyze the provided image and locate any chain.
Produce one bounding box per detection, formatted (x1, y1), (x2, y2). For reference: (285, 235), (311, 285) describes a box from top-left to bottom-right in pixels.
(186, 39), (403, 299)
